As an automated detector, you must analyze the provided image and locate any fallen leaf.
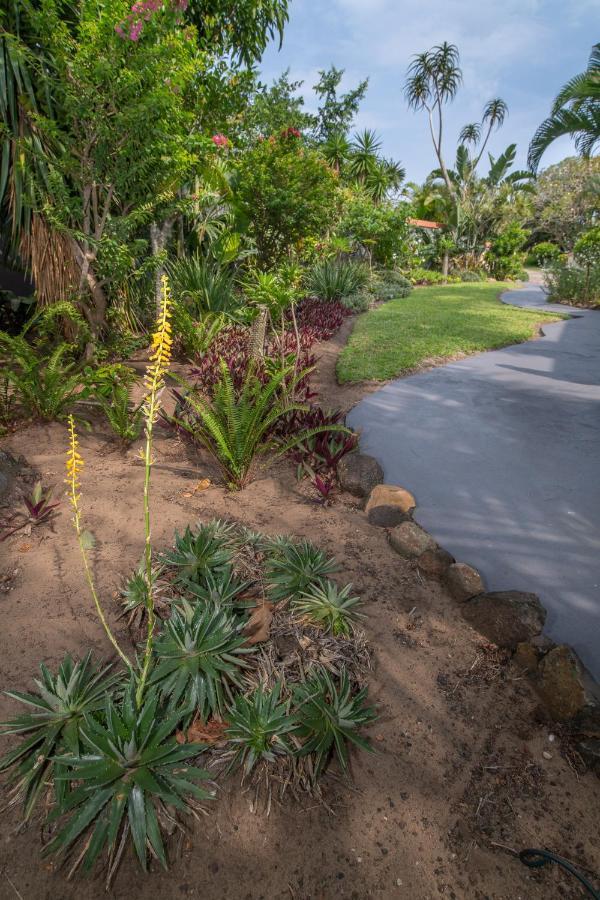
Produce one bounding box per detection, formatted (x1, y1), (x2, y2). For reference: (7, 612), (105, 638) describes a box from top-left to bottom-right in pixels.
(182, 492), (193, 498)
(194, 478), (211, 492)
(176, 718), (229, 746)
(188, 718), (229, 745)
(17, 543), (31, 553)
(243, 601), (273, 644)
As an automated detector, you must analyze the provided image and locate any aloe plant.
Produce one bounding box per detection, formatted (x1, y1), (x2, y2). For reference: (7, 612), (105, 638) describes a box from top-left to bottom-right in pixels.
(293, 669), (376, 773)
(43, 683), (213, 876)
(265, 539), (339, 603)
(225, 682), (296, 775)
(151, 602), (252, 717)
(293, 580), (364, 636)
(0, 654), (118, 819)
(160, 524), (233, 585)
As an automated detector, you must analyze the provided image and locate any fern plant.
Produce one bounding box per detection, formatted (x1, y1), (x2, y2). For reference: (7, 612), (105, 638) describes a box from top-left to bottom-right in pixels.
(97, 381), (144, 445)
(160, 524), (233, 585)
(293, 580), (363, 636)
(43, 682), (213, 877)
(173, 361), (348, 489)
(0, 654), (118, 819)
(151, 601), (252, 717)
(225, 682), (296, 776)
(293, 669), (376, 773)
(265, 539), (339, 603)
(0, 333), (83, 420)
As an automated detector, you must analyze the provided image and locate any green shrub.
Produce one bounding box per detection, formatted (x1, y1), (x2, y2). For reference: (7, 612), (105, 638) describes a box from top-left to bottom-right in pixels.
(486, 223), (528, 280)
(167, 255), (240, 319)
(403, 268), (459, 286)
(307, 259), (369, 301)
(455, 269), (486, 282)
(341, 291), (371, 313)
(97, 380), (144, 446)
(526, 242), (563, 267)
(544, 260), (600, 307)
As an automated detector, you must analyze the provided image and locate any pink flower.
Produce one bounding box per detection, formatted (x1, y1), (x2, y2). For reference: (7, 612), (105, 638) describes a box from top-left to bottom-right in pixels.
(211, 133), (229, 148)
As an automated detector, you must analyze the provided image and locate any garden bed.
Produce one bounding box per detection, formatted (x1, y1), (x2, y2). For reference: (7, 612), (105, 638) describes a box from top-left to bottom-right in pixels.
(0, 332), (598, 899)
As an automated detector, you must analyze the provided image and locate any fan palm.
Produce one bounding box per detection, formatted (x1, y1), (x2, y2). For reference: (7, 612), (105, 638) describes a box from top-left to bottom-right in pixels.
(528, 43), (600, 171)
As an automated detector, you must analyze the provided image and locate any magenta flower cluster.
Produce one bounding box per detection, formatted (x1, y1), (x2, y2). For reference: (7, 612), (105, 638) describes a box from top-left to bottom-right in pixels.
(211, 133), (230, 149)
(115, 0), (189, 41)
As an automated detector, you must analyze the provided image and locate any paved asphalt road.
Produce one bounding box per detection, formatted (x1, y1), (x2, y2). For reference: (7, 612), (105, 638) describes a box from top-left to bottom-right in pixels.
(348, 284), (600, 678)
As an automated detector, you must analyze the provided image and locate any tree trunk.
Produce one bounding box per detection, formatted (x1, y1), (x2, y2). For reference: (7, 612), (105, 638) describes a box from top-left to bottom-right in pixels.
(250, 305), (268, 361)
(150, 219), (174, 315)
(442, 249), (449, 278)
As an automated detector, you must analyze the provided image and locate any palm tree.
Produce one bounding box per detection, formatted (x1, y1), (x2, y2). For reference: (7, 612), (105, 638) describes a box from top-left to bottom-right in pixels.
(528, 43), (600, 171)
(321, 131), (351, 174)
(347, 128), (382, 182)
(404, 42), (462, 197)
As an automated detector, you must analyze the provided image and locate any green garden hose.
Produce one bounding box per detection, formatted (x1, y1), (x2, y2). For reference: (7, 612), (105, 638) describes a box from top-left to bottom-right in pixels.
(519, 848), (600, 898)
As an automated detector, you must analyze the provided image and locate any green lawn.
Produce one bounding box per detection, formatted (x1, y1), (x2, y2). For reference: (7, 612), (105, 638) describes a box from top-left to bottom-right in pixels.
(336, 282), (564, 383)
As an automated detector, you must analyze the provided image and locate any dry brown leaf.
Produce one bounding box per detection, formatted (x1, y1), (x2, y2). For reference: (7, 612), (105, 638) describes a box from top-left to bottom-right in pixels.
(187, 718), (229, 745)
(243, 601), (274, 645)
(176, 718), (229, 746)
(194, 478), (211, 492)
(17, 543), (32, 553)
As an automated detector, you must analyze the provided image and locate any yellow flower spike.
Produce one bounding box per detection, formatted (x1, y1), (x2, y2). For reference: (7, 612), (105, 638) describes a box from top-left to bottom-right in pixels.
(137, 274), (173, 707)
(65, 415), (132, 672)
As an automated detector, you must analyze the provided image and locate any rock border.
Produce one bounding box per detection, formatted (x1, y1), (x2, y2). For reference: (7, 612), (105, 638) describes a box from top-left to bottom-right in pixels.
(347, 455), (600, 754)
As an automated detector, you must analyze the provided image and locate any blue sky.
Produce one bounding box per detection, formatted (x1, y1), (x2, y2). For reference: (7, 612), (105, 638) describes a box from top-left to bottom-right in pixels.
(259, 0), (598, 182)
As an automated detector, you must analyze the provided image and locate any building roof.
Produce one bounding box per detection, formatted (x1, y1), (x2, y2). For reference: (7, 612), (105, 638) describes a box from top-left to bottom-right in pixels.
(408, 218), (443, 229)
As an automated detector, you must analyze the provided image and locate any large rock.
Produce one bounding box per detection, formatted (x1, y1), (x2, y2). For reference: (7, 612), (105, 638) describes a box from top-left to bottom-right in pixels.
(417, 547), (455, 578)
(365, 484), (416, 527)
(577, 738), (600, 772)
(389, 521), (436, 558)
(537, 645), (600, 732)
(338, 453), (384, 498)
(444, 563), (485, 602)
(461, 590), (546, 650)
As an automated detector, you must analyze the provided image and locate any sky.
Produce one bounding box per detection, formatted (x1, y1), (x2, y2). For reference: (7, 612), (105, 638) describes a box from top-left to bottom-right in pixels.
(258, 0), (598, 182)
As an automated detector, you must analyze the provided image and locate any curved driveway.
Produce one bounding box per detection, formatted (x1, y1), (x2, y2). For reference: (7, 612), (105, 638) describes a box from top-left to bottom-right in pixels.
(348, 284), (600, 678)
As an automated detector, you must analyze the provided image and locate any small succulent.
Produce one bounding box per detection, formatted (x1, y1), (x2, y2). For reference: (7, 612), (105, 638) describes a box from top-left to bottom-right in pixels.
(160, 525), (233, 585)
(181, 569), (253, 609)
(0, 653), (119, 818)
(121, 562), (163, 614)
(225, 682), (296, 776)
(265, 539), (339, 603)
(293, 669), (376, 773)
(293, 580), (363, 636)
(151, 601), (252, 718)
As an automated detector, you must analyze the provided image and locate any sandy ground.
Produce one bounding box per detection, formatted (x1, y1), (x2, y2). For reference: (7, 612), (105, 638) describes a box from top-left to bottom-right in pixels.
(0, 326), (599, 900)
